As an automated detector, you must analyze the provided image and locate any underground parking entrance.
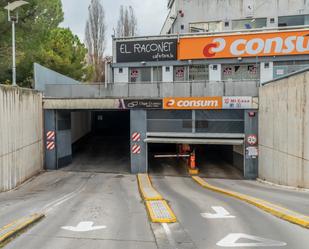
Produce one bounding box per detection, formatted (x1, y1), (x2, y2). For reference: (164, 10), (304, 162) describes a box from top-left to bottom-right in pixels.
(45, 109), (131, 174)
(147, 140), (245, 179)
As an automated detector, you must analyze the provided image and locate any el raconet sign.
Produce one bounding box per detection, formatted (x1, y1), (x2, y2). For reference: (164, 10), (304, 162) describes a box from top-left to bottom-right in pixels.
(116, 39), (177, 62)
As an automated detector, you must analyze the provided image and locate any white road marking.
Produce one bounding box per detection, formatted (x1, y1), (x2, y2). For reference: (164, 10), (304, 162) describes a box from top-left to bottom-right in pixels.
(162, 223), (178, 249)
(201, 206), (235, 219)
(62, 221), (106, 232)
(217, 233), (287, 247)
(42, 174), (93, 213)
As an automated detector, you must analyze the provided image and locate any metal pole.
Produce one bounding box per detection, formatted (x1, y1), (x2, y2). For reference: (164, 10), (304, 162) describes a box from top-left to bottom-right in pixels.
(12, 20), (16, 86)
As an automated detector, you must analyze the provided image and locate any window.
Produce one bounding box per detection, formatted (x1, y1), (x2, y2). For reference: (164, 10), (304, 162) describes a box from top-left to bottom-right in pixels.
(174, 66), (187, 81)
(270, 18), (275, 24)
(129, 68), (151, 82)
(165, 66), (170, 72)
(118, 68), (123, 73)
(222, 64), (260, 81)
(224, 21), (230, 27)
(189, 21), (223, 33)
(181, 24), (185, 30)
(264, 63), (270, 69)
(278, 15), (309, 27)
(232, 18), (267, 30)
(189, 65), (209, 81)
(153, 67), (163, 82)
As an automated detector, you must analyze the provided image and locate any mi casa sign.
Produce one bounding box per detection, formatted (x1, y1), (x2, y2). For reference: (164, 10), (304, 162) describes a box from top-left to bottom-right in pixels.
(116, 39), (177, 62)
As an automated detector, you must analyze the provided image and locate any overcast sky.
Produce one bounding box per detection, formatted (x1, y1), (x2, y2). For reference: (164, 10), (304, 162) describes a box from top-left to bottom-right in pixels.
(60, 0), (168, 55)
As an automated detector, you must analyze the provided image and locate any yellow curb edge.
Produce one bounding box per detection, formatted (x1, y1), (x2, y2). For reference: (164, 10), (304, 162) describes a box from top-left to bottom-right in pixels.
(192, 176), (309, 229)
(0, 213), (45, 246)
(137, 174), (163, 201)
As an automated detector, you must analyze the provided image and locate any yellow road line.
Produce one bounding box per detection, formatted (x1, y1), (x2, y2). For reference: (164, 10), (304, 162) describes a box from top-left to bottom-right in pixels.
(137, 174), (163, 201)
(145, 200), (177, 223)
(137, 174), (177, 223)
(0, 214), (45, 246)
(192, 176), (309, 229)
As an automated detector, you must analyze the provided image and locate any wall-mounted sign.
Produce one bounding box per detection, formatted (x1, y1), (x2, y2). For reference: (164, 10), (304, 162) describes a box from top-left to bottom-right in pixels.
(222, 97), (253, 109)
(116, 39), (177, 62)
(247, 134), (258, 146)
(163, 97), (223, 110)
(178, 29), (309, 60)
(119, 99), (163, 109)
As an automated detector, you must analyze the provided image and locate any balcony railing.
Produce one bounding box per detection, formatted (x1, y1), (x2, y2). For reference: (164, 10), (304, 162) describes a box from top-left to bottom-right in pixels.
(44, 80), (259, 98)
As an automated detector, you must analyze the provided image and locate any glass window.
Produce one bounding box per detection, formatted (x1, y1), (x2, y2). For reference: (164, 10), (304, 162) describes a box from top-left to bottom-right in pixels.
(273, 60), (309, 79)
(189, 65), (209, 81)
(153, 67), (163, 82)
(278, 15), (309, 27)
(189, 21), (223, 33)
(174, 66), (188, 81)
(232, 18), (267, 30)
(129, 68), (151, 82)
(222, 64), (260, 81)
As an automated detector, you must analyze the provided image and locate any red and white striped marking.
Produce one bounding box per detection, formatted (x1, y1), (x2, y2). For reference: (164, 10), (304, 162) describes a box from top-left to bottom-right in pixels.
(46, 131), (55, 141)
(46, 141), (55, 151)
(132, 144), (141, 154)
(132, 132), (141, 142)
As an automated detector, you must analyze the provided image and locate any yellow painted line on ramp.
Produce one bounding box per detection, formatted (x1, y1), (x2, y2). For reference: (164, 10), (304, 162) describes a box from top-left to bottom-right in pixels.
(192, 176), (309, 229)
(137, 174), (177, 223)
(0, 213), (45, 247)
(137, 174), (163, 201)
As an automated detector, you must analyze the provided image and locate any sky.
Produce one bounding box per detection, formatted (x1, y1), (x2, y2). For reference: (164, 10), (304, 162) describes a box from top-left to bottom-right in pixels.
(60, 0), (168, 55)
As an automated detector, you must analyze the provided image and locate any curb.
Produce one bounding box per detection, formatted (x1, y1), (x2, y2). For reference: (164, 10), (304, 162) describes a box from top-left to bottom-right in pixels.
(192, 176), (309, 229)
(0, 214), (45, 246)
(137, 174), (177, 223)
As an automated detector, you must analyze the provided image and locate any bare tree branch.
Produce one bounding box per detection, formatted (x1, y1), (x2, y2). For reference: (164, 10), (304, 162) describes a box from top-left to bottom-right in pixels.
(85, 0), (106, 82)
(116, 5), (138, 37)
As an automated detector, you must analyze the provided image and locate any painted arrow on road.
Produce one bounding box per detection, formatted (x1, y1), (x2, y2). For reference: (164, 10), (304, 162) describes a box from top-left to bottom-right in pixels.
(217, 233), (287, 247)
(201, 206), (235, 219)
(61, 221), (106, 232)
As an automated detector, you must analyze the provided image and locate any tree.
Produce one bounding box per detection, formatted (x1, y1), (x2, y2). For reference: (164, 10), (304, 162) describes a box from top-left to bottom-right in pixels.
(0, 0), (64, 87)
(116, 5), (138, 37)
(38, 28), (92, 81)
(85, 0), (106, 82)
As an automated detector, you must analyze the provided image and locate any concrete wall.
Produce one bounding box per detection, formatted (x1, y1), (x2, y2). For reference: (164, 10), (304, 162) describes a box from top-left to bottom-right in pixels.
(259, 71), (309, 188)
(71, 111), (91, 144)
(34, 63), (80, 92)
(0, 85), (43, 191)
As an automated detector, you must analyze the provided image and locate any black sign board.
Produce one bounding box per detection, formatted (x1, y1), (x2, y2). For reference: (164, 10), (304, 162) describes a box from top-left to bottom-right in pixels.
(119, 99), (163, 109)
(116, 39), (177, 63)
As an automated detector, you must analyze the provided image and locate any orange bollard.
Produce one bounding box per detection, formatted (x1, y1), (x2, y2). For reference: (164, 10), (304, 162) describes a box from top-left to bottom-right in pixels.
(188, 150), (199, 175)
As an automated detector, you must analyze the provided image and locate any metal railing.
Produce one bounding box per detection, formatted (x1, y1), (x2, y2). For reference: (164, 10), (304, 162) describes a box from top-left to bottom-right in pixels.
(44, 80), (259, 98)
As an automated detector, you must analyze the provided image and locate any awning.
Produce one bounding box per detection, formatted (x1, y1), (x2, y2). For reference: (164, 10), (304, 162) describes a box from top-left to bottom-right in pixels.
(144, 137), (244, 145)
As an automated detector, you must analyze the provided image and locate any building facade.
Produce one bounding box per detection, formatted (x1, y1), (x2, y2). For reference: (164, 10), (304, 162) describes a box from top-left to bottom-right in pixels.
(162, 0), (309, 34)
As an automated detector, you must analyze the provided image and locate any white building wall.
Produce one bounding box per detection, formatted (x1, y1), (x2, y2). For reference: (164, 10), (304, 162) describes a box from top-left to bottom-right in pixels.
(0, 86), (43, 192)
(114, 67), (129, 83)
(260, 62), (273, 84)
(162, 0), (309, 34)
(162, 66), (174, 82)
(209, 64), (222, 81)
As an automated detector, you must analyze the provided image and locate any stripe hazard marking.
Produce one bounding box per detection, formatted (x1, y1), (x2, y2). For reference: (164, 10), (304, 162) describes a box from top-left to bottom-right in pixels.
(132, 144), (141, 154)
(46, 141), (55, 151)
(132, 132), (141, 142)
(46, 131), (55, 141)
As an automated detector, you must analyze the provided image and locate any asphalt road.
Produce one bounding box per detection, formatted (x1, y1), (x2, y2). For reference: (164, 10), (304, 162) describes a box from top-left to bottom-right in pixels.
(1, 171), (309, 249)
(151, 176), (309, 249)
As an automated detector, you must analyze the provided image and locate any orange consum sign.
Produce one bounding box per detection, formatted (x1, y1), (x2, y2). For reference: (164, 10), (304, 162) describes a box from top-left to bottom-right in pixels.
(178, 29), (309, 60)
(163, 97), (222, 110)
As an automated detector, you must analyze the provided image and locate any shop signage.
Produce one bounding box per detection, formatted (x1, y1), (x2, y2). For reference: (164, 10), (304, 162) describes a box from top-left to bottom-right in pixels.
(222, 97), (253, 109)
(163, 97), (223, 110)
(119, 99), (163, 109)
(116, 39), (177, 62)
(178, 29), (309, 60)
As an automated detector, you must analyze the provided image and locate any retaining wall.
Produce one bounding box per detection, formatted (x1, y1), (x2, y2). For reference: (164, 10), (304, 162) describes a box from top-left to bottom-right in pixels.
(0, 85), (43, 191)
(259, 71), (309, 188)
